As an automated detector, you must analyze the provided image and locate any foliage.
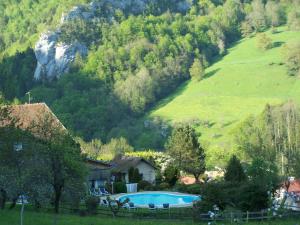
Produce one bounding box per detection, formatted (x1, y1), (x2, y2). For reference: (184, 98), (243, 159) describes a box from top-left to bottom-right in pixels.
(224, 155), (246, 183)
(235, 102), (300, 177)
(287, 7), (300, 31)
(113, 182), (127, 194)
(283, 41), (300, 76)
(256, 33), (272, 50)
(85, 196), (99, 215)
(247, 157), (279, 190)
(137, 180), (152, 191)
(128, 167), (142, 183)
(166, 125), (205, 182)
(189, 58), (205, 81)
(163, 164), (180, 187)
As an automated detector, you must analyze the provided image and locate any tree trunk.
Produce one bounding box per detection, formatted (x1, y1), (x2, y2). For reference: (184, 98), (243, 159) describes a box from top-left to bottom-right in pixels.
(54, 187), (62, 214)
(0, 189), (6, 209)
(20, 197), (25, 225)
(194, 174), (200, 183)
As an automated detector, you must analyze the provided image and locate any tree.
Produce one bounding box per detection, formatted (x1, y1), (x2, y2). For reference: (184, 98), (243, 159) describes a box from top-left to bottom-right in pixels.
(248, 0), (267, 32)
(247, 157), (279, 189)
(283, 41), (300, 76)
(166, 125), (205, 183)
(189, 58), (205, 81)
(265, 1), (282, 28)
(256, 33), (272, 50)
(28, 112), (87, 213)
(224, 155), (246, 183)
(0, 111), (50, 225)
(241, 20), (254, 38)
(287, 8), (300, 31)
(163, 164), (180, 187)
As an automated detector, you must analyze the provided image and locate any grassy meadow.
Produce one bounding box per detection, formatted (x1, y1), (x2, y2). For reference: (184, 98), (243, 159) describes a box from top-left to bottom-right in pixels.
(1, 208), (300, 225)
(148, 27), (300, 167)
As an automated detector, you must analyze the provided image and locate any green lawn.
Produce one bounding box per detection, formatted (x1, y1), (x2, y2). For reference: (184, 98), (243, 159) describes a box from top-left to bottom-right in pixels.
(148, 27), (300, 167)
(1, 208), (300, 225)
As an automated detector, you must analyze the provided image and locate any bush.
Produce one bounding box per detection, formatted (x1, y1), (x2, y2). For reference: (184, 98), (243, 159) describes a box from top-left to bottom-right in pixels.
(138, 180), (152, 191)
(85, 196), (99, 215)
(158, 182), (170, 190)
(163, 164), (180, 187)
(114, 182), (127, 194)
(257, 33), (272, 50)
(186, 184), (201, 194)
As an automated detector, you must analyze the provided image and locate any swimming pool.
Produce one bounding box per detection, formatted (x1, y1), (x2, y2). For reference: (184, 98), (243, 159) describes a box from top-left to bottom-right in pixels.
(117, 191), (200, 208)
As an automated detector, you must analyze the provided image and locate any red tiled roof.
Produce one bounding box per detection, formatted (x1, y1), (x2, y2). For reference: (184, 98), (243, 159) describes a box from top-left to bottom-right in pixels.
(287, 180), (300, 193)
(0, 103), (66, 138)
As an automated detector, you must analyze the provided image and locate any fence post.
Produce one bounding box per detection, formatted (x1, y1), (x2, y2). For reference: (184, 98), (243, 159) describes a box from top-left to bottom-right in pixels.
(230, 212), (233, 224)
(246, 211), (249, 223)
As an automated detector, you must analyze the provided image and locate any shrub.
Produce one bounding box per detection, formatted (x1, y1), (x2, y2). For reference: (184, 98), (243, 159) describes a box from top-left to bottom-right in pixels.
(186, 184), (201, 194)
(138, 180), (152, 191)
(163, 164), (180, 187)
(85, 196), (99, 215)
(114, 182), (127, 194)
(256, 33), (272, 50)
(158, 182), (170, 190)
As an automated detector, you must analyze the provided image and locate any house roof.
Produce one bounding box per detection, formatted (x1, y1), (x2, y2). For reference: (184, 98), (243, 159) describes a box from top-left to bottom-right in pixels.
(285, 179), (300, 193)
(86, 158), (112, 168)
(0, 103), (66, 138)
(111, 156), (157, 173)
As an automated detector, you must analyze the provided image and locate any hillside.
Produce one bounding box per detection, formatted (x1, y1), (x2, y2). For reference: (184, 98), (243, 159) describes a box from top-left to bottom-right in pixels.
(148, 27), (300, 166)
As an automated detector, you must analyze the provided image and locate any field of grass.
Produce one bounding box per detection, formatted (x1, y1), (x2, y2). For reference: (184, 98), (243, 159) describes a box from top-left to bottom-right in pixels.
(148, 27), (300, 167)
(1, 208), (300, 225)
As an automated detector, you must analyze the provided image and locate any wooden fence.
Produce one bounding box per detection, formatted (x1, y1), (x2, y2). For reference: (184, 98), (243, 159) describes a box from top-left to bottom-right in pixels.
(56, 205), (300, 223)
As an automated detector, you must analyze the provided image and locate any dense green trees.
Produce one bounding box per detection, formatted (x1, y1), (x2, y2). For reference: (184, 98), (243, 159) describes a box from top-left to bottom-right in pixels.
(0, 106), (87, 213)
(224, 155), (246, 183)
(283, 41), (300, 76)
(166, 125), (205, 182)
(236, 102), (300, 177)
(0, 0), (297, 152)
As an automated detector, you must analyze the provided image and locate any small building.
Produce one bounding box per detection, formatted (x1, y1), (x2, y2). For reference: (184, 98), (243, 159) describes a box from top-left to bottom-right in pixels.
(86, 159), (112, 189)
(111, 156), (157, 184)
(275, 178), (300, 211)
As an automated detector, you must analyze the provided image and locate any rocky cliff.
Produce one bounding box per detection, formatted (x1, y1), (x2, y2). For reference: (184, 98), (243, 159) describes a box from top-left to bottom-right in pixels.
(34, 0), (191, 80)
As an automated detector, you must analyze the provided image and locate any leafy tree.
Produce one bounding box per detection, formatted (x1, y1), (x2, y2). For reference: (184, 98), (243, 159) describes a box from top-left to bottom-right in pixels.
(241, 20), (254, 37)
(28, 112), (87, 213)
(283, 41), (300, 76)
(248, 0), (267, 32)
(166, 125), (205, 183)
(189, 58), (205, 81)
(224, 155), (246, 183)
(287, 8), (300, 31)
(163, 164), (180, 187)
(256, 33), (272, 50)
(265, 1), (283, 28)
(247, 157), (279, 189)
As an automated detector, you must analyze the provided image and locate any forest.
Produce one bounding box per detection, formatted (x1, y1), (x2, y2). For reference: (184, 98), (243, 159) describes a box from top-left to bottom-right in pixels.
(0, 0), (300, 165)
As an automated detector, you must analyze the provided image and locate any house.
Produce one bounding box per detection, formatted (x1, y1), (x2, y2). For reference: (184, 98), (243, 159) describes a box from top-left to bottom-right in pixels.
(86, 158), (112, 189)
(0, 103), (105, 187)
(111, 156), (157, 184)
(275, 178), (300, 211)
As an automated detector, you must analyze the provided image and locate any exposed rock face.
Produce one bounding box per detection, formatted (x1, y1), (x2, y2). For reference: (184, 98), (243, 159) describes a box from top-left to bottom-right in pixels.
(34, 32), (87, 80)
(34, 0), (191, 81)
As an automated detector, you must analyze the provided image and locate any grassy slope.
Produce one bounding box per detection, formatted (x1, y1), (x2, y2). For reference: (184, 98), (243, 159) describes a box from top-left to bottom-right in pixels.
(148, 27), (300, 167)
(1, 209), (299, 225)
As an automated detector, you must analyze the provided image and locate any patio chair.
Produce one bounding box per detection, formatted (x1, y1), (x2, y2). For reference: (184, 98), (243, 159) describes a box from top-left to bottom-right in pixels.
(128, 202), (137, 210)
(148, 203), (156, 210)
(100, 199), (109, 207)
(99, 187), (109, 196)
(162, 203), (169, 210)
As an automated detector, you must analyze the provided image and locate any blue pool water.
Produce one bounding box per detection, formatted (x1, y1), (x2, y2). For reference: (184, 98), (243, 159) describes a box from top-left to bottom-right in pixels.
(118, 192), (200, 207)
